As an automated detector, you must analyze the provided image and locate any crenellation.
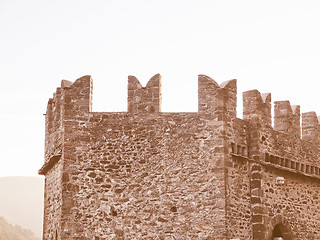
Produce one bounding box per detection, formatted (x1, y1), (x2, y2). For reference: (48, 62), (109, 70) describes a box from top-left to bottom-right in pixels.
(292, 105), (301, 137)
(40, 74), (320, 240)
(243, 90), (271, 126)
(198, 75), (237, 120)
(62, 75), (93, 114)
(128, 74), (161, 114)
(302, 111), (319, 142)
(274, 101), (301, 138)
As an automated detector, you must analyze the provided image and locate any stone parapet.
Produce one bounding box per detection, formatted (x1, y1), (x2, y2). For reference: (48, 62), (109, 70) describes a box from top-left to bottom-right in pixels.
(198, 75), (237, 121)
(128, 74), (161, 114)
(302, 111), (320, 143)
(40, 73), (320, 240)
(274, 101), (300, 138)
(243, 90), (271, 127)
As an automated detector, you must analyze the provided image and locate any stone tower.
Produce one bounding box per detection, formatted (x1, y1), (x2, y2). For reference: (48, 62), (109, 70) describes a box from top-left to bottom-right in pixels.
(39, 74), (320, 239)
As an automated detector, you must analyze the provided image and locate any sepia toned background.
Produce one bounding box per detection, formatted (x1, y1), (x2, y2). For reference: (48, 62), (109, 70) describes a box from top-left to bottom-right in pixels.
(1, 0), (320, 238)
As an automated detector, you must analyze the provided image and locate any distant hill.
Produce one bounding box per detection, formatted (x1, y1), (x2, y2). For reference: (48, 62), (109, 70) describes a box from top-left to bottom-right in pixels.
(0, 177), (44, 238)
(0, 216), (40, 240)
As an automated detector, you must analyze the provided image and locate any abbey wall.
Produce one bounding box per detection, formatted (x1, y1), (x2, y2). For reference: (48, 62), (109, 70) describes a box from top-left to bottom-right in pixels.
(40, 74), (320, 240)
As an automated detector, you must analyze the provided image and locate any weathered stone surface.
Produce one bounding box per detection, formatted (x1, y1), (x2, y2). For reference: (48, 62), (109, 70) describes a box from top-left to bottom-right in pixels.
(40, 74), (320, 240)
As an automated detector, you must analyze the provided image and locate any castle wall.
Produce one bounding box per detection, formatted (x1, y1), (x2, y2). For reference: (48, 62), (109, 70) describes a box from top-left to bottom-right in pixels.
(40, 76), (92, 240)
(40, 74), (320, 240)
(60, 112), (228, 239)
(40, 75), (240, 239)
(44, 87), (63, 163)
(42, 161), (63, 239)
(250, 125), (320, 240)
(262, 165), (320, 239)
(225, 89), (320, 239)
(225, 118), (252, 239)
(41, 83), (66, 239)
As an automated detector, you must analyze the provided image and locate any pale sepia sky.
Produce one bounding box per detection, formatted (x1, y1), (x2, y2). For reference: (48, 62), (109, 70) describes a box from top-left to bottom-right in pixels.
(1, 0), (320, 177)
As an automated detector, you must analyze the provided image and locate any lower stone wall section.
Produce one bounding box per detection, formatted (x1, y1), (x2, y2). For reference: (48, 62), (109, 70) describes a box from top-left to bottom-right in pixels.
(59, 113), (229, 239)
(262, 166), (320, 239)
(43, 160), (63, 239)
(226, 155), (252, 239)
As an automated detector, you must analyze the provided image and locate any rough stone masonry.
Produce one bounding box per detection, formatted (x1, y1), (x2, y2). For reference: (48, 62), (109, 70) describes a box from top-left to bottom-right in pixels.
(39, 74), (320, 240)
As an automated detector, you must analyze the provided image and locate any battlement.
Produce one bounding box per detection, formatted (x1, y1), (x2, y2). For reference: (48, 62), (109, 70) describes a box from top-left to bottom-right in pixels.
(47, 73), (320, 143)
(274, 101), (300, 138)
(41, 73), (320, 240)
(128, 74), (161, 114)
(47, 75), (92, 120)
(302, 112), (320, 142)
(63, 75), (93, 115)
(44, 75), (92, 161)
(243, 90), (271, 126)
(198, 75), (237, 120)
